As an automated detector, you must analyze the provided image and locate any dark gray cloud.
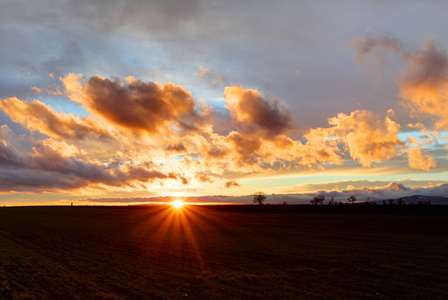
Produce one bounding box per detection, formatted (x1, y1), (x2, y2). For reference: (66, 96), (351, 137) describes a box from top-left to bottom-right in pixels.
(0, 140), (179, 192)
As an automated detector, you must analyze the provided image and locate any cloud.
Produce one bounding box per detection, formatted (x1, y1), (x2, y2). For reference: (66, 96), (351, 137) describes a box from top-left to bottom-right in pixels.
(327, 110), (403, 167)
(180, 176), (189, 185)
(0, 141), (113, 192)
(196, 173), (214, 183)
(0, 97), (112, 140)
(352, 34), (408, 63)
(227, 132), (263, 166)
(199, 107), (402, 172)
(0, 72), (441, 196)
(195, 66), (210, 78)
(0, 139), (181, 193)
(195, 65), (223, 86)
(353, 34), (448, 130)
(224, 180), (241, 188)
(299, 128), (343, 167)
(166, 143), (187, 153)
(397, 40), (448, 130)
(123, 166), (168, 183)
(0, 140), (24, 167)
(209, 106), (234, 136)
(63, 74), (209, 136)
(408, 147), (437, 171)
(309, 181), (447, 201)
(41, 139), (86, 157)
(224, 86), (293, 139)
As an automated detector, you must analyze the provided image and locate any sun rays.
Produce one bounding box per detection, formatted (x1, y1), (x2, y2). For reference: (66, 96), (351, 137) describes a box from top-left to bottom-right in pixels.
(129, 204), (255, 273)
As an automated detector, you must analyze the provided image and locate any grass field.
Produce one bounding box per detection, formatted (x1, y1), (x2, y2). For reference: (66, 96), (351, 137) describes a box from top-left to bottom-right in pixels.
(0, 205), (447, 299)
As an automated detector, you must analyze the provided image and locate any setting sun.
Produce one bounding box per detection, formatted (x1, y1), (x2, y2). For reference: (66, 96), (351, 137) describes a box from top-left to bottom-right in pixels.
(172, 200), (184, 208)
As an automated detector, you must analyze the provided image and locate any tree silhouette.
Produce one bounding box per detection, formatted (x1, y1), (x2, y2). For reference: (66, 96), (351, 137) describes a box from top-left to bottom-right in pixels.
(253, 192), (267, 205)
(310, 195), (325, 205)
(347, 195), (357, 204)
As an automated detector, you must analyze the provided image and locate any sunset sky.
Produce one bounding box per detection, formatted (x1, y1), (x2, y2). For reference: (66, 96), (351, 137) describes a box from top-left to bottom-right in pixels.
(1, 0), (447, 205)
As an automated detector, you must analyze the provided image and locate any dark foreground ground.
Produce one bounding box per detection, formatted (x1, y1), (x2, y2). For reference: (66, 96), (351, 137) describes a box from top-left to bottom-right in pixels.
(0, 205), (447, 299)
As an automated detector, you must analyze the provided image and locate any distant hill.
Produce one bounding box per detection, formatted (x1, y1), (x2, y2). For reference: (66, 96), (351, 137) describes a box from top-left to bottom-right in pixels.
(391, 195), (448, 205)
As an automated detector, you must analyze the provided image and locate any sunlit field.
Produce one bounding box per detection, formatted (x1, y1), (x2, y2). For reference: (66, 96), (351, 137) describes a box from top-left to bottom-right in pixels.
(1, 205), (447, 299)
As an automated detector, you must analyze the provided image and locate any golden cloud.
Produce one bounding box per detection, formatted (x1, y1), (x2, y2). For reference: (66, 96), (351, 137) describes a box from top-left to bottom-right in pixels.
(0, 136), (184, 193)
(224, 85), (293, 139)
(63, 74), (209, 136)
(328, 110), (403, 167)
(224, 180), (241, 188)
(354, 35), (448, 130)
(397, 40), (448, 130)
(408, 147), (436, 171)
(1, 71), (443, 196)
(0, 97), (112, 140)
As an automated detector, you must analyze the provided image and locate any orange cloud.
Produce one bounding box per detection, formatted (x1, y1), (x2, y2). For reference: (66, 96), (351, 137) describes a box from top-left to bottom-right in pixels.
(224, 86), (293, 139)
(224, 180), (240, 188)
(408, 147), (436, 171)
(31, 86), (42, 94)
(63, 74), (208, 136)
(4, 72), (439, 196)
(196, 173), (214, 183)
(42, 139), (86, 157)
(165, 143), (187, 153)
(354, 35), (448, 130)
(227, 131), (263, 166)
(397, 40), (448, 130)
(0, 97), (112, 140)
(328, 110), (403, 167)
(197, 108), (402, 173)
(300, 128), (343, 167)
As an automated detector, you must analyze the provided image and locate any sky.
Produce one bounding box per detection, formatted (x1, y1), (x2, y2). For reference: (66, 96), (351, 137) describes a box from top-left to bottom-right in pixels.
(1, 0), (448, 206)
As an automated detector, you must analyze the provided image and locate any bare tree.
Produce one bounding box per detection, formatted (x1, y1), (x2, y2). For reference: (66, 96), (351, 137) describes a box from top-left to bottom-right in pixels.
(310, 195), (325, 205)
(347, 195), (357, 204)
(329, 196), (335, 205)
(253, 192), (267, 205)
